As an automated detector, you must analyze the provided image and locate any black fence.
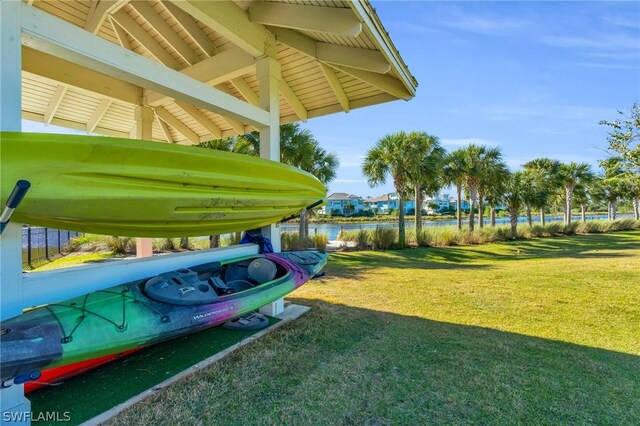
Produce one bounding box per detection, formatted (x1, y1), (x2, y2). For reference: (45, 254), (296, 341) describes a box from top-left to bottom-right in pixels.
(22, 226), (82, 267)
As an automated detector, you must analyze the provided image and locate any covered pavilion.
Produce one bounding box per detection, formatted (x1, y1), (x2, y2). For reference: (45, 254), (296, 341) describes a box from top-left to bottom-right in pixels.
(0, 0), (416, 421)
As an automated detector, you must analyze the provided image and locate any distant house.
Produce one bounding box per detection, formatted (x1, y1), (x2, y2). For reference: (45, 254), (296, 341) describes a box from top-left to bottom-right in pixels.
(321, 193), (365, 216)
(423, 193), (452, 214)
(449, 197), (471, 212)
(364, 193), (415, 214)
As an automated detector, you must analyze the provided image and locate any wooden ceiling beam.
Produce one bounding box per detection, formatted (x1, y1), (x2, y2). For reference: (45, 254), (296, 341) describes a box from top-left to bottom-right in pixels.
(319, 62), (349, 112)
(87, 98), (112, 132)
(155, 106), (199, 144)
(174, 101), (222, 139)
(22, 47), (143, 105)
(157, 115), (174, 143)
(330, 64), (412, 100)
(269, 27), (389, 74)
(161, 0), (214, 57)
(230, 78), (259, 106)
(111, 9), (181, 69)
(129, 1), (199, 66)
(84, 1), (126, 34)
(317, 43), (390, 74)
(172, 1), (268, 57)
(145, 46), (255, 106)
(249, 3), (362, 37)
(109, 15), (132, 49)
(43, 84), (67, 125)
(279, 79), (307, 122)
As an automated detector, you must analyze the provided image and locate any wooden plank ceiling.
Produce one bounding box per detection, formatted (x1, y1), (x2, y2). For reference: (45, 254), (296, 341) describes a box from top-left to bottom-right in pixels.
(21, 0), (417, 144)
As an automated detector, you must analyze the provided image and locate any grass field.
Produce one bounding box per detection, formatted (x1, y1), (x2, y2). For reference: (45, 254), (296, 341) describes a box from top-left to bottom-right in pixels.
(94, 232), (638, 424)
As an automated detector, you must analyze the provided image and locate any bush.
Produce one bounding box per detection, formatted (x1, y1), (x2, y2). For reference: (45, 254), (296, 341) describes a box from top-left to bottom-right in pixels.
(221, 232), (242, 247)
(370, 226), (397, 250)
(154, 238), (177, 252)
(311, 233), (329, 251)
(337, 229), (370, 250)
(108, 236), (135, 255)
(415, 229), (432, 247)
(430, 227), (459, 247)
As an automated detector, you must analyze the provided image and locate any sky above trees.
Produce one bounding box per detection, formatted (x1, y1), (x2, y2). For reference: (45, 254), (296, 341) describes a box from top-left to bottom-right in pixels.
(303, 1), (640, 195)
(23, 1), (640, 197)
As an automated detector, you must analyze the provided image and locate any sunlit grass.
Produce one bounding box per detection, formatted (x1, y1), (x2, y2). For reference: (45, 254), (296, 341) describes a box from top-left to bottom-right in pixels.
(105, 231), (640, 425)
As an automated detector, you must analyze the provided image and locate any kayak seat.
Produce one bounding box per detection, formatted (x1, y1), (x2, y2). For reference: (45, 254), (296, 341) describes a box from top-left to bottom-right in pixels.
(144, 269), (219, 305)
(209, 276), (235, 295)
(227, 280), (254, 292)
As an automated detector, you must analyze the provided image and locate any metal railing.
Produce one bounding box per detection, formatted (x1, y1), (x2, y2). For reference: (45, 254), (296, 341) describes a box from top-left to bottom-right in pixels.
(22, 226), (82, 267)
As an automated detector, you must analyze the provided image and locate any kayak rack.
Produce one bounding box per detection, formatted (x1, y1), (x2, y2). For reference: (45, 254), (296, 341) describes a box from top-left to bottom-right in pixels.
(0, 180), (30, 235)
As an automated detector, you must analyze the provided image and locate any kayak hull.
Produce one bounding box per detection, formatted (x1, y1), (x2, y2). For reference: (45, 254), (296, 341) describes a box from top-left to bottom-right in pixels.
(1, 251), (327, 385)
(1, 133), (325, 237)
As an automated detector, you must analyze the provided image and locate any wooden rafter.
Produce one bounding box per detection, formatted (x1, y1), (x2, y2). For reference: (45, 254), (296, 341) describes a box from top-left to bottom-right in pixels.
(279, 79), (307, 122)
(230, 78), (259, 106)
(319, 62), (349, 112)
(155, 106), (199, 144)
(329, 64), (412, 100)
(110, 9), (181, 69)
(269, 27), (390, 74)
(129, 1), (199, 66)
(87, 98), (112, 132)
(249, 3), (362, 37)
(174, 101), (222, 139)
(109, 16), (132, 50)
(84, 1), (125, 34)
(43, 84), (67, 125)
(173, 1), (268, 57)
(145, 47), (255, 106)
(157, 115), (174, 143)
(161, 0), (214, 57)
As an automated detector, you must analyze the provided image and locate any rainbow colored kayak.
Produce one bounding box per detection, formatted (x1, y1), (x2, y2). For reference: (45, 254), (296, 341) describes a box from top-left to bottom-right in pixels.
(0, 251), (327, 387)
(1, 133), (325, 237)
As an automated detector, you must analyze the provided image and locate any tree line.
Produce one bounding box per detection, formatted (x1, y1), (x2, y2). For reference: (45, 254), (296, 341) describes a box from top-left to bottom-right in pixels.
(362, 104), (640, 245)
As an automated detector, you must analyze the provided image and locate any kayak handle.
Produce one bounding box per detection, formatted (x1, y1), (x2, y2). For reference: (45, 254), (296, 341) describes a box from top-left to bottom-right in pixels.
(1, 370), (41, 388)
(0, 180), (31, 234)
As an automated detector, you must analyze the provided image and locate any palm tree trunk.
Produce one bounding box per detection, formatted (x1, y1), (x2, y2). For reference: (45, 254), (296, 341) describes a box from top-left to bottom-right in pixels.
(478, 193), (484, 229)
(633, 196), (639, 220)
(304, 214), (310, 238)
(414, 186), (422, 234)
(540, 208), (546, 226)
(566, 185), (573, 225)
(608, 201), (612, 220)
(526, 204), (532, 227)
(510, 209), (518, 238)
(581, 204), (586, 222)
(456, 187), (462, 230)
(209, 235), (220, 248)
(490, 206), (496, 227)
(468, 189), (477, 232)
(180, 237), (189, 250)
(398, 196), (406, 245)
(299, 209), (308, 238)
(611, 201), (617, 220)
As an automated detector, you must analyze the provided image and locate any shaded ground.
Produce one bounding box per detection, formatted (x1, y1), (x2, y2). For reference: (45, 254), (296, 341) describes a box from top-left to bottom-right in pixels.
(75, 232), (640, 424)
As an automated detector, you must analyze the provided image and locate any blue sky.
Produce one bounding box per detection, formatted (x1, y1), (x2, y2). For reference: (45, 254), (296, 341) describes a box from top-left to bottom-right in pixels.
(304, 1), (640, 196)
(24, 1), (639, 197)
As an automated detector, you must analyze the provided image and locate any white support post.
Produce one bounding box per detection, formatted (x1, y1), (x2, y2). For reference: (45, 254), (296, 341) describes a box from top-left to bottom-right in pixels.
(257, 57), (283, 317)
(0, 1), (31, 422)
(134, 106), (154, 258)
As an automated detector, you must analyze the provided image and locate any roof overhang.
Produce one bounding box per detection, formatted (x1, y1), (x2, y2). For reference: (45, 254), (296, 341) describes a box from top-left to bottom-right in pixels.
(18, 0), (417, 143)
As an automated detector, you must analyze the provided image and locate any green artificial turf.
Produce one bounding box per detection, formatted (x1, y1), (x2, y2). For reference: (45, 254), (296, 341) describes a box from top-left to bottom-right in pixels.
(104, 231), (640, 425)
(29, 317), (280, 425)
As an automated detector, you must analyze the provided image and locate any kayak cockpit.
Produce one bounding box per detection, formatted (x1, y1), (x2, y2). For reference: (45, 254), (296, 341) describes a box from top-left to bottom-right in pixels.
(143, 257), (286, 306)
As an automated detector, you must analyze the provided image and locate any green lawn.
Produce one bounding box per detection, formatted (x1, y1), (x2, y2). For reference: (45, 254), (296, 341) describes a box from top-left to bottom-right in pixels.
(95, 232), (638, 424)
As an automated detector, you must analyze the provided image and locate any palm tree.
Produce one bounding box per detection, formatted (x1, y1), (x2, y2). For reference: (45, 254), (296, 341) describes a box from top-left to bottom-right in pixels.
(443, 149), (467, 230)
(405, 132), (445, 234)
(478, 160), (509, 228)
(523, 158), (561, 225)
(558, 162), (593, 225)
(502, 171), (525, 238)
(484, 178), (505, 227)
(459, 144), (505, 232)
(362, 131), (412, 245)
